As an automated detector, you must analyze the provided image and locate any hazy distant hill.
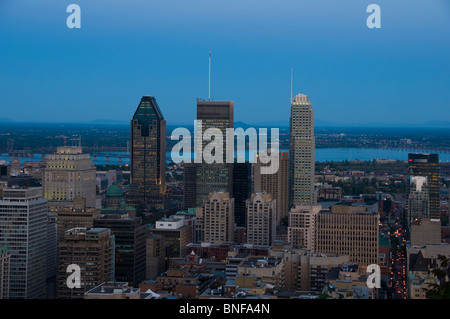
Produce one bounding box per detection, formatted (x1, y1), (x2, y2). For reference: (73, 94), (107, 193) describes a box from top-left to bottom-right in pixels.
(2, 117), (450, 129)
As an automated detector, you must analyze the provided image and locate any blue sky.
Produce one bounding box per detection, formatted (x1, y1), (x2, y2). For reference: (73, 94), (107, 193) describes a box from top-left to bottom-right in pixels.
(1, 0), (449, 125)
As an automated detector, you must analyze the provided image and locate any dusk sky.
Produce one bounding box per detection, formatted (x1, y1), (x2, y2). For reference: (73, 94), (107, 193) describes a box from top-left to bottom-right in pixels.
(1, 0), (449, 125)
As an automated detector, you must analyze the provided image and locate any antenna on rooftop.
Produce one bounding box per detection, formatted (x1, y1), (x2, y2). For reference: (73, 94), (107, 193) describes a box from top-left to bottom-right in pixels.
(290, 68), (293, 103)
(208, 51), (211, 101)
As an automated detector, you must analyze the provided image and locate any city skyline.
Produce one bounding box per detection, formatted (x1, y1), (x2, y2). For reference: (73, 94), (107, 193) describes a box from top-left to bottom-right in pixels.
(1, 0), (450, 125)
(1, 0), (450, 303)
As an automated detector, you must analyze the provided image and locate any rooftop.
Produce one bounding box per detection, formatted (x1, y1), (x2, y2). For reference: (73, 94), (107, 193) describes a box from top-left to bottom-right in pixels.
(241, 256), (281, 268)
(85, 282), (139, 296)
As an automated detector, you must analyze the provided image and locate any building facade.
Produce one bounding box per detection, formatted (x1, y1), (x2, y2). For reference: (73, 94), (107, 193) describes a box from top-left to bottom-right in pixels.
(195, 100), (234, 206)
(129, 95), (167, 211)
(57, 197), (101, 242)
(315, 210), (380, 266)
(232, 162), (252, 228)
(183, 163), (197, 210)
(57, 227), (115, 299)
(287, 205), (321, 250)
(43, 146), (96, 211)
(407, 176), (430, 227)
(148, 216), (193, 264)
(408, 153), (441, 221)
(289, 94), (315, 207)
(246, 193), (276, 246)
(203, 192), (235, 244)
(254, 151), (289, 225)
(0, 187), (47, 299)
(0, 245), (11, 299)
(93, 215), (147, 286)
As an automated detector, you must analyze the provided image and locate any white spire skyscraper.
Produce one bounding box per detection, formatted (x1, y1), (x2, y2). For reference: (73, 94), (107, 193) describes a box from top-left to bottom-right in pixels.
(289, 93), (316, 207)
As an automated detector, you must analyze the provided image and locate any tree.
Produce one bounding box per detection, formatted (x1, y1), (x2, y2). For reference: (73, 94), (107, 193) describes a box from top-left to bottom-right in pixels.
(424, 254), (450, 299)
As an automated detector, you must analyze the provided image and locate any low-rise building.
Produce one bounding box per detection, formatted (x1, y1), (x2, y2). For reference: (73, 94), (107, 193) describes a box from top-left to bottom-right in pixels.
(84, 281), (153, 299)
(237, 256), (284, 290)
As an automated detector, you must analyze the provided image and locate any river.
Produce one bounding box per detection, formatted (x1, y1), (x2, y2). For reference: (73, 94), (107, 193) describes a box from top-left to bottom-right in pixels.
(1, 147), (450, 166)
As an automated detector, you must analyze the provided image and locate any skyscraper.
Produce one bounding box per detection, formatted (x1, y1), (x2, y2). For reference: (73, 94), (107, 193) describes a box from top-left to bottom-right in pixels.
(43, 146), (97, 211)
(0, 187), (47, 299)
(46, 212), (57, 299)
(246, 193), (276, 246)
(93, 215), (147, 286)
(0, 245), (10, 299)
(254, 151), (289, 225)
(408, 153), (441, 221)
(203, 192), (235, 244)
(232, 162), (252, 228)
(407, 176), (430, 225)
(407, 174), (441, 246)
(129, 95), (166, 212)
(196, 100), (234, 206)
(289, 94), (315, 207)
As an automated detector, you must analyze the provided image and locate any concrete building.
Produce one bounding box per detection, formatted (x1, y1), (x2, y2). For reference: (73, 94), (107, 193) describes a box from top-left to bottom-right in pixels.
(289, 93), (316, 207)
(94, 215), (147, 286)
(46, 212), (57, 299)
(237, 256), (285, 290)
(323, 264), (371, 299)
(317, 184), (342, 201)
(57, 197), (101, 242)
(254, 151), (289, 225)
(203, 192), (235, 244)
(146, 233), (166, 280)
(246, 193), (276, 246)
(57, 227), (115, 299)
(316, 210), (380, 267)
(186, 242), (234, 262)
(270, 245), (349, 293)
(331, 202), (367, 214)
(84, 281), (153, 299)
(149, 215), (193, 262)
(43, 146), (96, 211)
(0, 245), (10, 299)
(287, 205), (321, 250)
(145, 265), (216, 299)
(0, 187), (47, 299)
(410, 218), (442, 246)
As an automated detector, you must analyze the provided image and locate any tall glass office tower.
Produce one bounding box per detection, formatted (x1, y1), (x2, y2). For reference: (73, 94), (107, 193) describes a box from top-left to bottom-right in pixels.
(289, 94), (316, 207)
(408, 153), (441, 221)
(195, 99), (234, 206)
(129, 95), (166, 211)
